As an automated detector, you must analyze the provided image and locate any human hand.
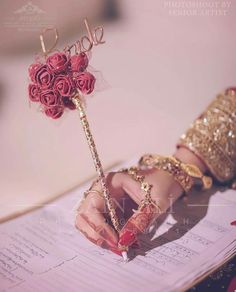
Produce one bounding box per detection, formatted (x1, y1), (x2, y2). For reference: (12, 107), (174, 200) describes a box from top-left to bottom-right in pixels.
(75, 148), (206, 256)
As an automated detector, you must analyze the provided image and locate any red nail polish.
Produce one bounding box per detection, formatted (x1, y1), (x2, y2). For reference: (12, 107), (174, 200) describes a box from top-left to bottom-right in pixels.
(118, 230), (136, 247)
(110, 247), (122, 256)
(230, 220), (236, 226)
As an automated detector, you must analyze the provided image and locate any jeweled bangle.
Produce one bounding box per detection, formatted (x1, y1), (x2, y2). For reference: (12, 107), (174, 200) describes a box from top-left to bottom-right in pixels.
(177, 88), (236, 183)
(138, 154), (212, 193)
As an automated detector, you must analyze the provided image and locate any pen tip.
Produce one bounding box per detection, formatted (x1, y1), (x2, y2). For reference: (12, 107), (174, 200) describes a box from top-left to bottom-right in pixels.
(122, 251), (129, 262)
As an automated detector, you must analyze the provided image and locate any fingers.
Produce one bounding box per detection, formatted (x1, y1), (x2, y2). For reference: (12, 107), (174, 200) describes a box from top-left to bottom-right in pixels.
(75, 172), (127, 256)
(75, 196), (122, 256)
(120, 174), (143, 205)
(76, 170), (156, 253)
(118, 168), (182, 250)
(75, 168), (179, 254)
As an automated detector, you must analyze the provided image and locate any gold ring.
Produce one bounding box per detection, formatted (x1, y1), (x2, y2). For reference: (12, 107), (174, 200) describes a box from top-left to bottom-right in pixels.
(83, 189), (104, 199)
(75, 189), (104, 214)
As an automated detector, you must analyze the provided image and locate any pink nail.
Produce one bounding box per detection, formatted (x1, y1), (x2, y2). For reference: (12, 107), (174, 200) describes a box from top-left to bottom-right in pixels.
(118, 230), (136, 247)
(230, 220), (236, 226)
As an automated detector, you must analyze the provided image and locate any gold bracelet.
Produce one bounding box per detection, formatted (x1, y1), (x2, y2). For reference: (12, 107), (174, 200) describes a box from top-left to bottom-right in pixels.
(177, 89), (236, 182)
(138, 154), (212, 193)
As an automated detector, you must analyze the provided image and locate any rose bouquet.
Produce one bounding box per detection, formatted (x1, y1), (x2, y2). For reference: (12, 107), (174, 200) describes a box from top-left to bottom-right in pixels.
(27, 21), (125, 256)
(28, 52), (96, 119)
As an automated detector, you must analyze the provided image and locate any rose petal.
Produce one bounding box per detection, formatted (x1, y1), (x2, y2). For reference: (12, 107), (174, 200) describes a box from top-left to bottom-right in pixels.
(75, 72), (96, 95)
(46, 52), (70, 74)
(28, 83), (40, 102)
(45, 105), (64, 119)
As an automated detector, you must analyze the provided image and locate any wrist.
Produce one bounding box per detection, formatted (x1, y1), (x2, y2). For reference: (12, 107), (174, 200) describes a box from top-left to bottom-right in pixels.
(159, 147), (207, 208)
(138, 150), (211, 212)
(174, 146), (207, 173)
(176, 89), (236, 183)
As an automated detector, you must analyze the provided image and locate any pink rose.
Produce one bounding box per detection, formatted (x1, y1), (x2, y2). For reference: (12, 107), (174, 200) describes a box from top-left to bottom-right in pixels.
(62, 96), (76, 110)
(28, 63), (41, 83)
(46, 52), (70, 74)
(45, 106), (64, 119)
(28, 84), (41, 102)
(35, 65), (54, 89)
(70, 53), (88, 72)
(40, 89), (60, 107)
(75, 72), (95, 95)
(54, 75), (75, 97)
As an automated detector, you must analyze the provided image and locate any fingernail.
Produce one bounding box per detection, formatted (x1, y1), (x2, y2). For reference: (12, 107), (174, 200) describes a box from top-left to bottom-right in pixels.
(118, 230), (136, 248)
(230, 220), (236, 226)
(110, 247), (122, 256)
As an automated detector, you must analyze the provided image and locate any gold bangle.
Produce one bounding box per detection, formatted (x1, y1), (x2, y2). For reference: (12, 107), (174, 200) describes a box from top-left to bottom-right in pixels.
(138, 154), (212, 193)
(178, 89), (236, 182)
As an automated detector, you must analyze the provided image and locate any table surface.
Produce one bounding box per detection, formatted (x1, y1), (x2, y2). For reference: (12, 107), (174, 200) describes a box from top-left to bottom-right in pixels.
(188, 256), (236, 292)
(0, 0), (236, 221)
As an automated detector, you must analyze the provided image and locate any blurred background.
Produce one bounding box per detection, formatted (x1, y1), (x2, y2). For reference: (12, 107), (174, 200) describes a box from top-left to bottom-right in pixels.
(0, 0), (236, 221)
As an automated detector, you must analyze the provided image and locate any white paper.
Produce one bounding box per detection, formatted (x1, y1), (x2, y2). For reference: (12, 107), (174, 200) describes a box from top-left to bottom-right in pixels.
(0, 157), (236, 292)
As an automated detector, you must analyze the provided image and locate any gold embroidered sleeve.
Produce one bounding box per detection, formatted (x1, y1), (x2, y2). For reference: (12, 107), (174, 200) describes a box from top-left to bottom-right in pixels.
(177, 88), (236, 183)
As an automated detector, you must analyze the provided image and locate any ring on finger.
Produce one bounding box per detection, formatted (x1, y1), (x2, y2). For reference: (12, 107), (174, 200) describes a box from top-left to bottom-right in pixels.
(83, 189), (104, 200)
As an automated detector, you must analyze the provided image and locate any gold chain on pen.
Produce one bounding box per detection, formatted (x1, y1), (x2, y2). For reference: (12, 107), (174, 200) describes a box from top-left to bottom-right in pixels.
(72, 93), (120, 232)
